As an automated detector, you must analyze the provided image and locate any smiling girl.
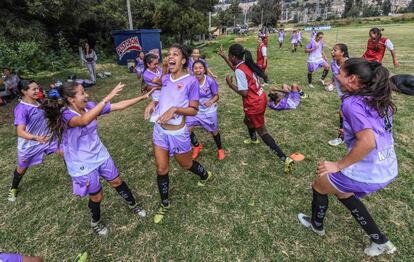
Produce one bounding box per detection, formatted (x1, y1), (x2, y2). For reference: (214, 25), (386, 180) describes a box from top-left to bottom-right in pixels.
(43, 82), (153, 235)
(8, 80), (60, 202)
(298, 58), (398, 257)
(144, 44), (213, 224)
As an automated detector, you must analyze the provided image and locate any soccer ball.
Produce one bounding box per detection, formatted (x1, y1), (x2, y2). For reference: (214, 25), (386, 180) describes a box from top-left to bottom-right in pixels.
(325, 84), (334, 92)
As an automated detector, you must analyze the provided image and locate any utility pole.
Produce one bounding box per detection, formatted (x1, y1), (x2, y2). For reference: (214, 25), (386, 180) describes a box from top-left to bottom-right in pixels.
(208, 11), (212, 31)
(126, 0), (133, 30)
(260, 8), (264, 28)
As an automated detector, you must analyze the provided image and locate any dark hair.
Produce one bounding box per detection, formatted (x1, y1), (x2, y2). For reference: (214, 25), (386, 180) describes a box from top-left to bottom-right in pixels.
(268, 92), (280, 102)
(369, 27), (384, 51)
(192, 60), (207, 74)
(41, 81), (79, 144)
(83, 42), (92, 55)
(3, 67), (11, 72)
(342, 58), (396, 117)
(17, 80), (37, 95)
(228, 44), (268, 83)
(169, 43), (190, 69)
(334, 43), (349, 58)
(316, 32), (324, 38)
(144, 53), (158, 69)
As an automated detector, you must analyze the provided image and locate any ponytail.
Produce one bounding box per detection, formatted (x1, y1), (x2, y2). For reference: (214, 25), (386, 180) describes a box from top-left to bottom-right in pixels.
(343, 58), (396, 117)
(41, 81), (78, 144)
(243, 50), (268, 83)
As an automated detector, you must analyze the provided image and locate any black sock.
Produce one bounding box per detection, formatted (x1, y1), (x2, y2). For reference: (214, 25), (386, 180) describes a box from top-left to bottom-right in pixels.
(311, 188), (329, 230)
(88, 199), (101, 222)
(190, 132), (200, 147)
(279, 43), (282, 48)
(260, 133), (286, 161)
(157, 174), (169, 206)
(213, 133), (222, 149)
(321, 69), (329, 80)
(114, 181), (136, 206)
(339, 195), (388, 244)
(188, 160), (208, 180)
(339, 112), (344, 139)
(307, 73), (313, 84)
(11, 169), (23, 189)
(248, 127), (257, 141)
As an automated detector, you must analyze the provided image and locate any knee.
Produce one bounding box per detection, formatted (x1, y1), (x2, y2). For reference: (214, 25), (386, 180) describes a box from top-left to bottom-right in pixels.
(179, 161), (193, 170)
(109, 176), (123, 188)
(311, 177), (328, 195)
(156, 167), (169, 175)
(90, 190), (103, 202)
(16, 167), (27, 175)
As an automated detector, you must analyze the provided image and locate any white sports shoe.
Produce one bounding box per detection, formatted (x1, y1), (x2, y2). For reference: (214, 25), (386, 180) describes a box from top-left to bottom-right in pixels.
(297, 213), (325, 236)
(328, 137), (344, 147)
(91, 220), (108, 236)
(320, 79), (325, 86)
(309, 84), (315, 88)
(364, 241), (397, 257)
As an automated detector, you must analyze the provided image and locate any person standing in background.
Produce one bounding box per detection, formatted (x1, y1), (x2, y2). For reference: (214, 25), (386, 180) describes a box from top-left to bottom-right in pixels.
(81, 43), (97, 84)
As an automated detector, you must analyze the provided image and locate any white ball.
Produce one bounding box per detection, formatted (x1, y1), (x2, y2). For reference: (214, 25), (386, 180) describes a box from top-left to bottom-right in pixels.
(325, 84), (334, 92)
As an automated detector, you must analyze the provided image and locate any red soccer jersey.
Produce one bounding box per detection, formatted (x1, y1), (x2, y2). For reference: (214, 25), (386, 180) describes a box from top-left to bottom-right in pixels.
(236, 62), (267, 114)
(363, 37), (388, 63)
(257, 43), (266, 71)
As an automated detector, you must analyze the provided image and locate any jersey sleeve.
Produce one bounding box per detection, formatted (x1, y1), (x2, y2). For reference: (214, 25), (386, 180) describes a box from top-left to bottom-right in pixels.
(262, 46), (267, 57)
(342, 97), (373, 134)
(235, 69), (248, 91)
(208, 77), (219, 96)
(13, 104), (27, 126)
(385, 39), (394, 50)
(188, 77), (200, 101)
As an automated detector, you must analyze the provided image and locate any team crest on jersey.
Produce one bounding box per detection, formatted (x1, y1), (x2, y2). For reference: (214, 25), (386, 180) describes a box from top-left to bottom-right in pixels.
(177, 83), (184, 89)
(116, 37), (142, 60)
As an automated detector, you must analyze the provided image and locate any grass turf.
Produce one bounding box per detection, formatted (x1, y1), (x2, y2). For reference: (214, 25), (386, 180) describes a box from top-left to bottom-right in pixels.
(1, 22), (414, 261)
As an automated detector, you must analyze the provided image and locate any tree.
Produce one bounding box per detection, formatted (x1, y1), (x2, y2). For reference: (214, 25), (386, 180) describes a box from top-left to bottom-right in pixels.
(382, 0), (392, 15)
(409, 0), (414, 12)
(249, 0), (281, 27)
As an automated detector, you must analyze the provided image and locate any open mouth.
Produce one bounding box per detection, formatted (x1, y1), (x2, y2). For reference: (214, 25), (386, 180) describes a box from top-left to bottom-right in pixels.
(168, 59), (177, 69)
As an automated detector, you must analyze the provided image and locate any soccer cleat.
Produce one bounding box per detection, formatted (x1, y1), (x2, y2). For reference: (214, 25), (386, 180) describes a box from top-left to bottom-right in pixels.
(308, 84), (315, 88)
(243, 138), (260, 145)
(328, 137), (344, 147)
(154, 203), (171, 224)
(8, 189), (17, 202)
(364, 241), (397, 257)
(197, 171), (214, 187)
(74, 252), (88, 262)
(301, 93), (309, 99)
(319, 79), (325, 86)
(192, 144), (203, 159)
(283, 157), (294, 174)
(217, 149), (225, 160)
(297, 213), (326, 236)
(129, 204), (146, 218)
(91, 220), (108, 236)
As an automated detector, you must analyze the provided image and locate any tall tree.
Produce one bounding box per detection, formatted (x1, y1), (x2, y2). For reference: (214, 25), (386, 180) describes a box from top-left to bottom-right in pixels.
(249, 0), (281, 27)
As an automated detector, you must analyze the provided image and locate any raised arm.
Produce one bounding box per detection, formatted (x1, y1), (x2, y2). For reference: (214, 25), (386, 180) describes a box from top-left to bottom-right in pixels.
(218, 45), (235, 71)
(68, 83), (124, 127)
(110, 88), (154, 112)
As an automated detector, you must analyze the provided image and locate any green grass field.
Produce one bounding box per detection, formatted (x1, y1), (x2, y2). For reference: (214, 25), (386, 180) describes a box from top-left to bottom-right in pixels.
(1, 23), (414, 261)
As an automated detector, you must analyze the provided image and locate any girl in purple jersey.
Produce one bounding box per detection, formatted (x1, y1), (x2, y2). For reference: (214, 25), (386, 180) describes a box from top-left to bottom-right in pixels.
(142, 53), (164, 101)
(291, 30), (298, 53)
(144, 44), (213, 224)
(268, 84), (305, 111)
(298, 58), (398, 257)
(42, 82), (153, 235)
(187, 60), (225, 160)
(8, 80), (60, 202)
(326, 44), (349, 147)
(305, 32), (330, 88)
(135, 51), (145, 80)
(0, 252), (42, 262)
(188, 48), (217, 78)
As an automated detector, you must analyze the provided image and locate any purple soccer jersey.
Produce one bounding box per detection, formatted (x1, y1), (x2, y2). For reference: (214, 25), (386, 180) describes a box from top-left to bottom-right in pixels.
(268, 91), (301, 110)
(306, 39), (325, 63)
(62, 102), (111, 177)
(151, 74), (199, 125)
(135, 58), (145, 77)
(14, 101), (58, 168)
(291, 33), (298, 44)
(311, 30), (316, 39)
(278, 31), (285, 42)
(331, 60), (344, 97)
(198, 75), (219, 112)
(298, 31), (303, 41)
(143, 66), (162, 101)
(340, 96), (398, 184)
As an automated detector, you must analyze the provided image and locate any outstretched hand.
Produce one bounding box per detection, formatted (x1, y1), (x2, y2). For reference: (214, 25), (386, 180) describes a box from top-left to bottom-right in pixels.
(218, 44), (225, 57)
(105, 82), (124, 102)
